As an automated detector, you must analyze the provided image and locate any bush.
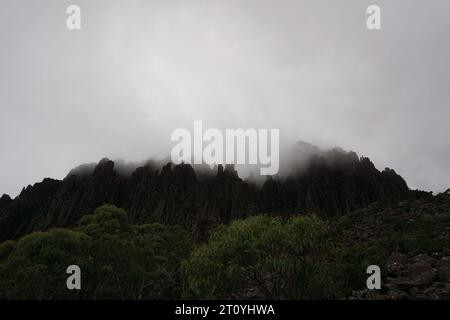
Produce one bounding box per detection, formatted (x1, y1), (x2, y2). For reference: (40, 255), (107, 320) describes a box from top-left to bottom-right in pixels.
(182, 215), (341, 299)
(0, 205), (193, 299)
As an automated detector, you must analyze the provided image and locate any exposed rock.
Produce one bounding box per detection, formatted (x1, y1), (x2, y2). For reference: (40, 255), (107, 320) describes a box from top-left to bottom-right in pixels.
(0, 194), (12, 215)
(0, 179), (62, 241)
(0, 150), (411, 242)
(386, 252), (407, 275)
(354, 253), (450, 300)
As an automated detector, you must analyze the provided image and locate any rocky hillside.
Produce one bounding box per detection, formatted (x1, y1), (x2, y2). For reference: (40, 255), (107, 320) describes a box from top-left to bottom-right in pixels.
(0, 148), (411, 242)
(330, 194), (450, 299)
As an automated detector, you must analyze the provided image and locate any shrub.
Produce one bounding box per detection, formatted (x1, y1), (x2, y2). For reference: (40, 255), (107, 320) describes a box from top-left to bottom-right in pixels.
(183, 215), (340, 299)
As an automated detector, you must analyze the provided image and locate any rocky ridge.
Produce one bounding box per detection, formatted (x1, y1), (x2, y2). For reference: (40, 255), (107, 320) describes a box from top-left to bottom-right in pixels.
(0, 148), (411, 242)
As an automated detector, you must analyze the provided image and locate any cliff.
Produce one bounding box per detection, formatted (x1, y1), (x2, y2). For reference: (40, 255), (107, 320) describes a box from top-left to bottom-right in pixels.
(0, 148), (411, 242)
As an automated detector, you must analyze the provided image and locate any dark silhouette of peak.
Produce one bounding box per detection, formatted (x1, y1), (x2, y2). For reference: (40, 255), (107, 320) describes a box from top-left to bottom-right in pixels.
(0, 194), (12, 214)
(0, 178), (62, 240)
(224, 164), (238, 177)
(0, 146), (413, 242)
(93, 158), (115, 175)
(280, 141), (364, 177)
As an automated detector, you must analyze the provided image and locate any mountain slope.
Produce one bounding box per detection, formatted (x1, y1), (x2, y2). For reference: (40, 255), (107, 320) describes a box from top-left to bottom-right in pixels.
(0, 148), (411, 242)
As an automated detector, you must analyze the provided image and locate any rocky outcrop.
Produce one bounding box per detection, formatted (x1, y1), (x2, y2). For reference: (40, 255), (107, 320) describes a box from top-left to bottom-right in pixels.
(353, 252), (450, 299)
(335, 192), (450, 300)
(0, 179), (62, 240)
(259, 154), (410, 218)
(0, 149), (411, 242)
(0, 194), (12, 215)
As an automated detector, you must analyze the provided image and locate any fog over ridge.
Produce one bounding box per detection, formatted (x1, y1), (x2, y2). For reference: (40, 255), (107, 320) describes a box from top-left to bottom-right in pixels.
(1, 0), (450, 196)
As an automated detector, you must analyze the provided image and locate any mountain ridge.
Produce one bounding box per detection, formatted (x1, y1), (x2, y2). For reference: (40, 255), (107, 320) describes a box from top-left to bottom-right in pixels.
(0, 147), (412, 242)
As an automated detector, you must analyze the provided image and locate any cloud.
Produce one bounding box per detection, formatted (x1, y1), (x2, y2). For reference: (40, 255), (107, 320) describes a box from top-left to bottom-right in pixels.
(1, 0), (449, 196)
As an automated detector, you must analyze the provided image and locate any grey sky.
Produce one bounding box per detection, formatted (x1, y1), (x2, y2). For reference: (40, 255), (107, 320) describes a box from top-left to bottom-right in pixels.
(1, 0), (449, 197)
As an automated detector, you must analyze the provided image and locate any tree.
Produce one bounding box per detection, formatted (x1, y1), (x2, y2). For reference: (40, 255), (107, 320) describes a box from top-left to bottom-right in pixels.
(0, 229), (90, 299)
(183, 215), (340, 299)
(0, 204), (193, 299)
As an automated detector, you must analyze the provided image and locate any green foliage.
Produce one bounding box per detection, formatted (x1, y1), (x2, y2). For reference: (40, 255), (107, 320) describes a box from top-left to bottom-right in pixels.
(332, 196), (450, 295)
(336, 242), (384, 293)
(182, 215), (340, 299)
(0, 240), (16, 261)
(0, 205), (192, 300)
(0, 229), (90, 299)
(1, 195), (448, 300)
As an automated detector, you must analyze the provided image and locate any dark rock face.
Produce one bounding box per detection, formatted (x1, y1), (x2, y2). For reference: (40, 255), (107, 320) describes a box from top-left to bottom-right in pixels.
(0, 194), (12, 216)
(353, 252), (450, 299)
(0, 179), (62, 240)
(0, 150), (411, 242)
(259, 154), (410, 218)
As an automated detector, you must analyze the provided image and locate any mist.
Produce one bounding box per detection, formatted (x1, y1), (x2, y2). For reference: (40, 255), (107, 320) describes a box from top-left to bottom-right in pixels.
(1, 0), (450, 197)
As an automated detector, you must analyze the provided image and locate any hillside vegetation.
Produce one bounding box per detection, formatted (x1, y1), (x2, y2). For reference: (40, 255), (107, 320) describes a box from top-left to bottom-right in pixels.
(1, 193), (449, 299)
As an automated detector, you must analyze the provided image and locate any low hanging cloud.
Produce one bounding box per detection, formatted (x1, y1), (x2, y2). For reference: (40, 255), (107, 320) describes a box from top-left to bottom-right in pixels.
(1, 0), (450, 197)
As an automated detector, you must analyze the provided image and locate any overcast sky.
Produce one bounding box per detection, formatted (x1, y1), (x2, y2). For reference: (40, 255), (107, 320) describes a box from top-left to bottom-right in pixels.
(1, 0), (449, 196)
